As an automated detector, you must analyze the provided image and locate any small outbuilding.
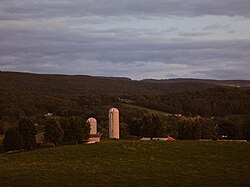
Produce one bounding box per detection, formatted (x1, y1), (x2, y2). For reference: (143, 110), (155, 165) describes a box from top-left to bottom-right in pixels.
(166, 137), (175, 141)
(140, 137), (151, 141)
(35, 132), (45, 145)
(88, 134), (101, 143)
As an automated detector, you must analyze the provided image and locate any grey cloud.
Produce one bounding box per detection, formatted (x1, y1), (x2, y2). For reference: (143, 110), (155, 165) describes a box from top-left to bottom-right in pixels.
(1, 0), (250, 20)
(164, 28), (178, 33)
(228, 30), (236, 34)
(178, 31), (213, 37)
(203, 24), (231, 31)
(1, 0), (250, 80)
(192, 68), (250, 80)
(1, 21), (250, 79)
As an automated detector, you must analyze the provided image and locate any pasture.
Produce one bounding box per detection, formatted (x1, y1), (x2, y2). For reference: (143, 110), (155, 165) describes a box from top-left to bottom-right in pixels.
(0, 140), (249, 186)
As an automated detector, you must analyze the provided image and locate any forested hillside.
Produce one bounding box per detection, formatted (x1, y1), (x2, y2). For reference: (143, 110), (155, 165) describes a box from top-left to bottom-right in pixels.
(0, 71), (250, 139)
(133, 87), (250, 116)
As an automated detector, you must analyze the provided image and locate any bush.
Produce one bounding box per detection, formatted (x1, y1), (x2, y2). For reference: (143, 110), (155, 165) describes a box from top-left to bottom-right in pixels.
(3, 127), (24, 151)
(199, 119), (216, 139)
(178, 118), (200, 140)
(44, 118), (64, 145)
(243, 119), (250, 141)
(216, 119), (242, 139)
(129, 113), (165, 138)
(0, 125), (4, 135)
(18, 118), (37, 150)
(60, 116), (90, 144)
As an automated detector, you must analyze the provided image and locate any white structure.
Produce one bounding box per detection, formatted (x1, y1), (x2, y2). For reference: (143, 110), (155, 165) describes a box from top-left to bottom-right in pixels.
(87, 117), (97, 135)
(109, 107), (119, 139)
(140, 137), (151, 141)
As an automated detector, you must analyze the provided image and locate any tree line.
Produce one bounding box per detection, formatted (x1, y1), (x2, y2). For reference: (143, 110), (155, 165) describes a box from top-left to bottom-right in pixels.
(3, 117), (90, 152)
(125, 112), (250, 141)
(2, 113), (250, 152)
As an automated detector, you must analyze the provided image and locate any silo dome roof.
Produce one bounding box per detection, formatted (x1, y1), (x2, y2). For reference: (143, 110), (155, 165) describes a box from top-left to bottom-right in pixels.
(109, 107), (119, 113)
(87, 117), (97, 123)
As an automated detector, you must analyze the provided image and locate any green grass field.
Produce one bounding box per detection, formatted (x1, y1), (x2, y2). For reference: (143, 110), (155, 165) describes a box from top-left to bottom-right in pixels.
(0, 140), (250, 186)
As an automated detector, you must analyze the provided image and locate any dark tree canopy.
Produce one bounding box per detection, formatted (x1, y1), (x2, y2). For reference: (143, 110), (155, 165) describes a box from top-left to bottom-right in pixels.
(129, 113), (165, 138)
(3, 127), (24, 151)
(18, 118), (37, 150)
(44, 118), (64, 145)
(60, 116), (90, 144)
(243, 119), (250, 141)
(216, 119), (242, 140)
(178, 118), (200, 140)
(199, 119), (217, 139)
(0, 124), (4, 135)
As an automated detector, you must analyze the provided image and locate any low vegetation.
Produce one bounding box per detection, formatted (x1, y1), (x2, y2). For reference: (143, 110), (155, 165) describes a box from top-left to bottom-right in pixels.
(0, 140), (249, 186)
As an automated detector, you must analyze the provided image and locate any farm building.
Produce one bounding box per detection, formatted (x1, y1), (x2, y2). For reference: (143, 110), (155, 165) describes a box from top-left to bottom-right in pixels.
(109, 107), (120, 139)
(35, 132), (45, 145)
(87, 117), (97, 135)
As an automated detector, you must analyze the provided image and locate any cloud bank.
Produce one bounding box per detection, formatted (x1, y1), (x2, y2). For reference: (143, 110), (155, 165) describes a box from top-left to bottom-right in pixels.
(0, 0), (250, 80)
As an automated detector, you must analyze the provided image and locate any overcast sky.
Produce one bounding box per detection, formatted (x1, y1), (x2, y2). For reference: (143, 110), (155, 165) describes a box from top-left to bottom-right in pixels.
(1, 0), (250, 80)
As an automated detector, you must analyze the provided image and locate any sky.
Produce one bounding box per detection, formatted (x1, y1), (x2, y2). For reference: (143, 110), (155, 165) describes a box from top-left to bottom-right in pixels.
(0, 0), (250, 80)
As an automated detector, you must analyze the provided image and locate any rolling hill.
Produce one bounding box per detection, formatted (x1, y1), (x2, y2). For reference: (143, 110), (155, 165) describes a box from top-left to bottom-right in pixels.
(0, 71), (250, 128)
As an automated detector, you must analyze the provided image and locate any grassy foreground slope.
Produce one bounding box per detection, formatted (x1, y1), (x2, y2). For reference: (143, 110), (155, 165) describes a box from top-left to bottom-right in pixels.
(1, 140), (250, 187)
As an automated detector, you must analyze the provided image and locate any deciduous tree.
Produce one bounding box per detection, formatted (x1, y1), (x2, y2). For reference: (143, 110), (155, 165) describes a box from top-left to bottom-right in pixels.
(18, 118), (37, 150)
(60, 116), (90, 144)
(3, 127), (23, 151)
(44, 118), (64, 145)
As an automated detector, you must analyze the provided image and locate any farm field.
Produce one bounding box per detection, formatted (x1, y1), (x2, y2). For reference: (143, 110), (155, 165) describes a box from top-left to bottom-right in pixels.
(0, 140), (250, 186)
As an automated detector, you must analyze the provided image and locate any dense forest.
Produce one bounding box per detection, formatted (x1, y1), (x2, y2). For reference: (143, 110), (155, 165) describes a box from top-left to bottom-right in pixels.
(0, 71), (250, 140)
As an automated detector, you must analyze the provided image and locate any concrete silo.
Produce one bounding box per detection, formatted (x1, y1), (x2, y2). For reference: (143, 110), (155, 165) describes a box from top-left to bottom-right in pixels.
(87, 117), (97, 135)
(109, 108), (119, 139)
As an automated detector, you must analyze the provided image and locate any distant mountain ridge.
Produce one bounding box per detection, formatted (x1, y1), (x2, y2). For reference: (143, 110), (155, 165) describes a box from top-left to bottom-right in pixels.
(1, 71), (250, 96)
(1, 71), (250, 125)
(141, 78), (250, 88)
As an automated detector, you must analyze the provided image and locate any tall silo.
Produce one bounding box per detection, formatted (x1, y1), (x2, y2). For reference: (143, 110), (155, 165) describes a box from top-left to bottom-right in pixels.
(87, 117), (97, 135)
(109, 108), (119, 139)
